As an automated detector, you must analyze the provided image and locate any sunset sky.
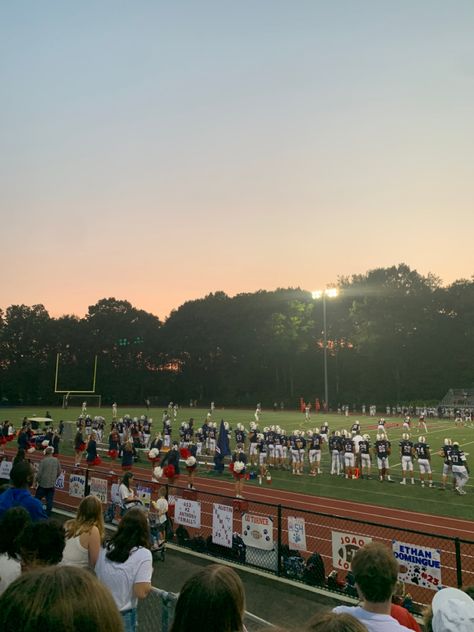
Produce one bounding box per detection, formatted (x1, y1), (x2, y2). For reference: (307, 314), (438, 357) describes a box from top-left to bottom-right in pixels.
(2, 1), (473, 321)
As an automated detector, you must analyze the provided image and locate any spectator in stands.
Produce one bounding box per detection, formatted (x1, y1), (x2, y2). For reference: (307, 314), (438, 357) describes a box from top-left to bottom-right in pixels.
(0, 507), (31, 594)
(19, 519), (65, 571)
(35, 446), (61, 516)
(12, 447), (27, 467)
(333, 542), (413, 631)
(95, 507), (152, 632)
(61, 495), (104, 569)
(119, 472), (143, 510)
(0, 565), (124, 632)
(170, 564), (245, 632)
(0, 462), (47, 521)
(424, 586), (474, 632)
(306, 611), (369, 631)
(151, 486), (169, 542)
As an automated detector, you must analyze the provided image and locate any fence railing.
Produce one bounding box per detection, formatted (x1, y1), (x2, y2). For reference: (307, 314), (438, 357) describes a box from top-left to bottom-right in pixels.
(137, 588), (273, 632)
(1, 453), (472, 609)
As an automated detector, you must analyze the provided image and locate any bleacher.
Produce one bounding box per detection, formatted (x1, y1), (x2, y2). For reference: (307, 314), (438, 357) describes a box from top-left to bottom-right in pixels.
(438, 388), (474, 408)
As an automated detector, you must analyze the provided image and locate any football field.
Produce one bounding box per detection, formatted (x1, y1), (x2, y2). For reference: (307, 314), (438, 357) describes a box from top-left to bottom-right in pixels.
(2, 405), (473, 521)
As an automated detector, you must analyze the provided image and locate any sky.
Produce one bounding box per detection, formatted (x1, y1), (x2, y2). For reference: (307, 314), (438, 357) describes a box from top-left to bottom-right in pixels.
(1, 1), (473, 321)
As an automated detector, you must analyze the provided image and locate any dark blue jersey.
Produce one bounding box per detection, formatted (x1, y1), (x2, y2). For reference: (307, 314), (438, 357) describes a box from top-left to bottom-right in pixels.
(414, 442), (430, 459)
(450, 449), (466, 466)
(343, 439), (354, 453)
(235, 430), (246, 443)
(359, 440), (370, 454)
(399, 440), (413, 456)
(375, 440), (390, 457)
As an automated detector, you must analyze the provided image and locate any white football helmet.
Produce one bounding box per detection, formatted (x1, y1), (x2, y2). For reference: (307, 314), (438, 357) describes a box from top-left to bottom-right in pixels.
(418, 436), (426, 443)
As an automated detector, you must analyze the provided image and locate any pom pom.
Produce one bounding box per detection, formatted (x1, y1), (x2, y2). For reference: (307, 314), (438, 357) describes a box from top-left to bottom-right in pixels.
(108, 449), (118, 459)
(163, 464), (175, 479)
(180, 447), (190, 459)
(233, 461), (245, 473)
(185, 456), (196, 467)
(229, 462), (234, 472)
(153, 466), (163, 481)
(27, 447), (35, 453)
(41, 440), (49, 447)
(148, 448), (159, 459)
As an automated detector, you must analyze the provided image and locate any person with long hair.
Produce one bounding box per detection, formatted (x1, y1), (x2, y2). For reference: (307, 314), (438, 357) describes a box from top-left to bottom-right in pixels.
(61, 495), (104, 569)
(0, 507), (31, 594)
(0, 565), (124, 632)
(86, 432), (100, 467)
(170, 564), (245, 632)
(121, 440), (135, 471)
(95, 508), (152, 632)
(119, 472), (143, 511)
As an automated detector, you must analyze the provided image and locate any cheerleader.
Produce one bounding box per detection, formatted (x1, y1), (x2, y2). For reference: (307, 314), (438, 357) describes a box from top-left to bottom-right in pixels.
(232, 443), (247, 499)
(74, 428), (86, 466)
(161, 443), (180, 492)
(120, 440), (135, 471)
(108, 427), (121, 461)
(86, 432), (101, 467)
(185, 443), (198, 490)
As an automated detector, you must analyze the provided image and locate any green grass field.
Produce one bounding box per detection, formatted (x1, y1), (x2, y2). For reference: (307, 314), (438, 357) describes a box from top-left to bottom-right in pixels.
(2, 405), (473, 521)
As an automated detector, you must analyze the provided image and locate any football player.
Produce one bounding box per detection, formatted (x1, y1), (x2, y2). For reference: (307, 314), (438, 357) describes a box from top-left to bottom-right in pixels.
(438, 438), (453, 491)
(308, 428), (323, 476)
(450, 441), (470, 494)
(399, 433), (415, 485)
(342, 432), (356, 479)
(374, 432), (392, 482)
(414, 436), (433, 487)
(320, 421), (329, 443)
(248, 422), (258, 467)
(329, 431), (342, 476)
(359, 434), (372, 479)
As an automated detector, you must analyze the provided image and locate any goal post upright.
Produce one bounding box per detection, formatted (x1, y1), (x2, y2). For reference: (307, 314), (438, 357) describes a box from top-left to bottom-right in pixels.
(54, 353), (101, 407)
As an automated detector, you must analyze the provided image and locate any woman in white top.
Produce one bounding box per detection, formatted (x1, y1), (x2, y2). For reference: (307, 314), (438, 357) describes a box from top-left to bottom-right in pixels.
(119, 472), (143, 511)
(95, 507), (152, 632)
(62, 495), (104, 569)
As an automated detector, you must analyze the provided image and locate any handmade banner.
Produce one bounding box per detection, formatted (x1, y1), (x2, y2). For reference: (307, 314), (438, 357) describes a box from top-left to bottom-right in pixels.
(332, 531), (372, 570)
(174, 498), (201, 528)
(69, 473), (86, 498)
(111, 483), (121, 504)
(0, 460), (12, 479)
(392, 540), (442, 589)
(55, 470), (66, 490)
(288, 516), (307, 551)
(212, 503), (233, 548)
(136, 485), (151, 509)
(242, 514), (273, 550)
(90, 477), (108, 504)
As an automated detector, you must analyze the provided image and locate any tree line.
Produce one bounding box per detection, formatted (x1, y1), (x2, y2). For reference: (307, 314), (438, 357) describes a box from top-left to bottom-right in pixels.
(0, 264), (472, 408)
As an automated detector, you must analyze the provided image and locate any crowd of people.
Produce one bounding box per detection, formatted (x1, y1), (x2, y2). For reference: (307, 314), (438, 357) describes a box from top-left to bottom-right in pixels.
(0, 480), (472, 632)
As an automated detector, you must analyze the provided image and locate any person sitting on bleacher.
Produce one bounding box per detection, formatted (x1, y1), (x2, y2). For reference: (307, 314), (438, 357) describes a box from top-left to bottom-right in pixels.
(333, 542), (413, 632)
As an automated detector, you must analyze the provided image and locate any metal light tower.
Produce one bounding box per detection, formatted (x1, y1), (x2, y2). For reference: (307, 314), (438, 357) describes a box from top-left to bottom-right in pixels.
(312, 288), (338, 411)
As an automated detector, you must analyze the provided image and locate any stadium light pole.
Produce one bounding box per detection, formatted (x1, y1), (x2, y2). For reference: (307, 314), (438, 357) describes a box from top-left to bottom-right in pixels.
(311, 288), (339, 411)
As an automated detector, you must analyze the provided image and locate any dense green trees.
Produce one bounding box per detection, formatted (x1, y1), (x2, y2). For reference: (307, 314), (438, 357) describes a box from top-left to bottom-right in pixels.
(0, 265), (472, 407)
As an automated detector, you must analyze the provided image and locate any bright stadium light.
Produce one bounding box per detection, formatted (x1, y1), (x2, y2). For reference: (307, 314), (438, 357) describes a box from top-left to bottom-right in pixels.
(312, 288), (339, 410)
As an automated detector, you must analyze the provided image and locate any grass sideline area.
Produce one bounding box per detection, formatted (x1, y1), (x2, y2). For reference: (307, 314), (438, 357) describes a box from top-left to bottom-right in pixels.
(1, 405), (473, 521)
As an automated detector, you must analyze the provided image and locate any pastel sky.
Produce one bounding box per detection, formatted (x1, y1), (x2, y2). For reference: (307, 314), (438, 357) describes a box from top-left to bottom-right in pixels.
(2, 1), (473, 321)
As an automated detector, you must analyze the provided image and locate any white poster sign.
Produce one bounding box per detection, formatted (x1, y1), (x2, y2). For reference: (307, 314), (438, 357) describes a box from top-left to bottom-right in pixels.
(174, 498), (201, 529)
(212, 503), (233, 548)
(90, 477), (108, 504)
(136, 485), (151, 509)
(55, 470), (66, 490)
(332, 531), (372, 570)
(242, 514), (273, 550)
(111, 483), (121, 504)
(288, 516), (307, 551)
(0, 460), (12, 479)
(69, 474), (86, 498)
(392, 540), (442, 590)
